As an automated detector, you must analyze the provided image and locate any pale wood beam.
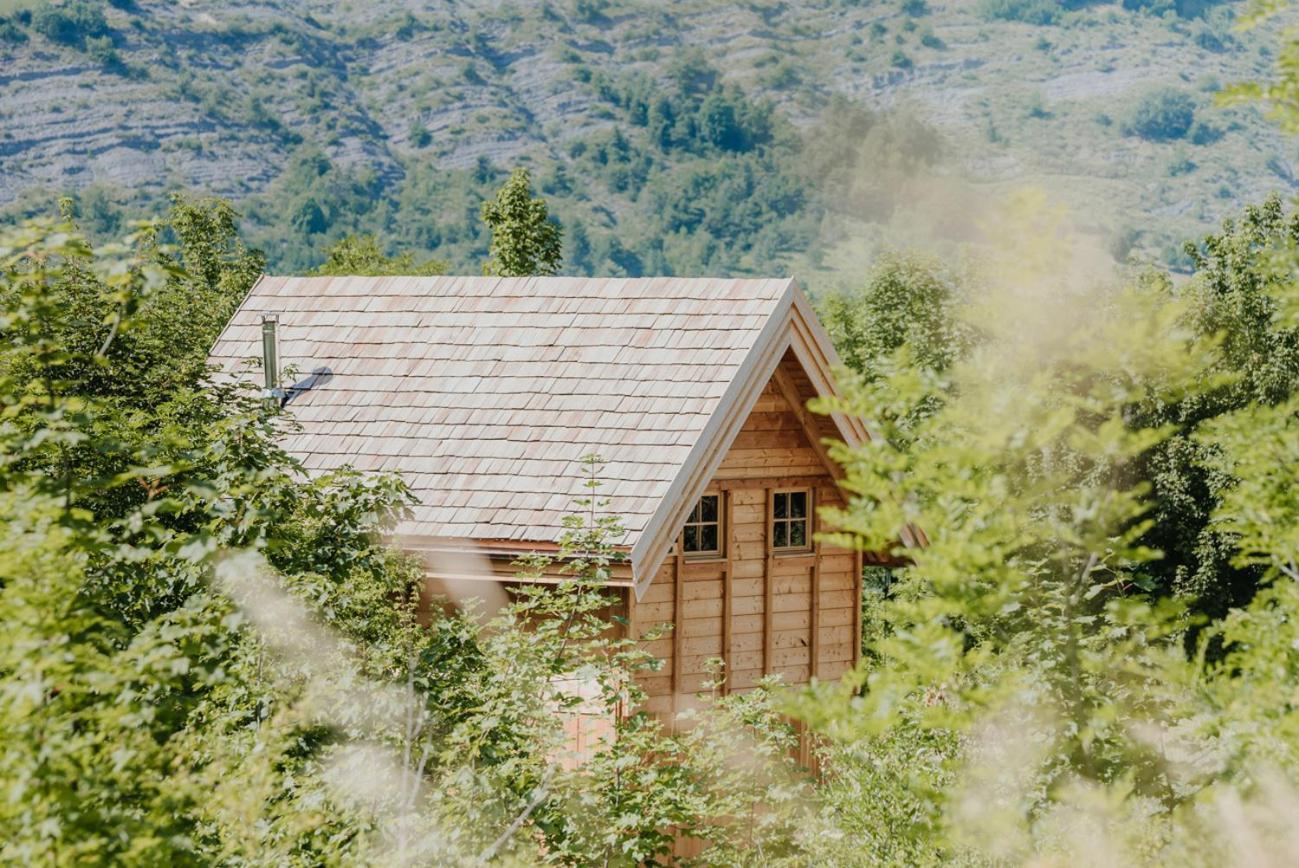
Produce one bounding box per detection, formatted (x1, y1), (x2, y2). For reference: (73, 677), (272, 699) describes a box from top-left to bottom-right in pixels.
(672, 546), (683, 721)
(723, 492), (734, 696)
(763, 489), (774, 676)
(771, 363), (843, 483)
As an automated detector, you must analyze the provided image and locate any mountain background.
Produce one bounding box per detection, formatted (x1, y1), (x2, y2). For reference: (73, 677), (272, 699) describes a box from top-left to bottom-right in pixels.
(0, 0), (1291, 285)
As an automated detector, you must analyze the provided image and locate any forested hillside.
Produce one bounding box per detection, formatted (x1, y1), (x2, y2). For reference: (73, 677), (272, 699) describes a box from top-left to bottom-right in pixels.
(0, 0), (1291, 278)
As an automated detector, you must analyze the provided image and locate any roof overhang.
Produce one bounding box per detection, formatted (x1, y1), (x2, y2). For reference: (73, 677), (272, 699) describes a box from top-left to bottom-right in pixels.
(391, 533), (637, 588)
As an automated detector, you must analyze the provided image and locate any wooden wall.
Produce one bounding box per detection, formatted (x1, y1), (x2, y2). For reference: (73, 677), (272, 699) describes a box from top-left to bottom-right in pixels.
(630, 353), (861, 721)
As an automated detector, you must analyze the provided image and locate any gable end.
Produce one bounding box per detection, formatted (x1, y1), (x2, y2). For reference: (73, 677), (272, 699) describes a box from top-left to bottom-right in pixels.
(628, 286), (866, 599)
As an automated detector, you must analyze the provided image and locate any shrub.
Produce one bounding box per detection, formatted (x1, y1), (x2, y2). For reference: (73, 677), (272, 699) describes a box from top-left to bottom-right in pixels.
(0, 17), (27, 44)
(408, 117), (431, 148)
(1189, 119), (1222, 145)
(1024, 91), (1052, 119)
(1125, 0), (1235, 14)
(1122, 86), (1196, 141)
(919, 29), (946, 49)
(1167, 154), (1197, 176)
(978, 0), (1063, 25)
(573, 0), (608, 22)
(85, 33), (119, 69)
(32, 0), (108, 47)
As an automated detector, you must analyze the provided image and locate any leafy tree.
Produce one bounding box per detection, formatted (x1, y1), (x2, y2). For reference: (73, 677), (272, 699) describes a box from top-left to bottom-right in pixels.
(31, 0), (108, 48)
(314, 233), (447, 276)
(480, 167), (564, 277)
(1134, 197), (1299, 617)
(779, 182), (1299, 862)
(0, 216), (362, 862)
(788, 257), (1299, 861)
(408, 117), (432, 149)
(817, 252), (970, 377)
(978, 0), (1066, 24)
(596, 53), (775, 158)
(1122, 87), (1198, 141)
(0, 16), (27, 44)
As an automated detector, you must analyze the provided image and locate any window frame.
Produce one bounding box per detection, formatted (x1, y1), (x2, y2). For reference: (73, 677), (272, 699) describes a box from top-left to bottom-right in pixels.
(769, 488), (813, 553)
(681, 492), (724, 559)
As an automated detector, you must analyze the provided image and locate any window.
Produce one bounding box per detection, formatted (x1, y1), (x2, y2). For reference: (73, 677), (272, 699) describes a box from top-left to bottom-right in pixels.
(682, 494), (721, 556)
(771, 490), (810, 551)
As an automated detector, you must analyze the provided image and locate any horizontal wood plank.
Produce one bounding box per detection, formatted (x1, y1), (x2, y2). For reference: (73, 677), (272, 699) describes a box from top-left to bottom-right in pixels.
(730, 669), (766, 690)
(641, 582), (674, 604)
(819, 660), (852, 680)
(681, 607), (724, 630)
(681, 580), (723, 601)
(714, 475), (835, 492)
(817, 641), (856, 664)
(713, 463), (826, 481)
(637, 601), (674, 622)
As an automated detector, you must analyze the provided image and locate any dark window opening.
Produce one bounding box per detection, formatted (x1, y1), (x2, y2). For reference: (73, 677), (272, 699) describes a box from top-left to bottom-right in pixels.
(772, 489), (810, 551)
(682, 494), (722, 556)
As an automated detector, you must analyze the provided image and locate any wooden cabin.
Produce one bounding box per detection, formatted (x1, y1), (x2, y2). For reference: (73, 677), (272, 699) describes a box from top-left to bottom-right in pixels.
(209, 275), (910, 726)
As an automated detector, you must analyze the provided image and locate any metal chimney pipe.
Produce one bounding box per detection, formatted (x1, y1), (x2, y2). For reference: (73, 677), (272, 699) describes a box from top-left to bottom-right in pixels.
(261, 313), (281, 407)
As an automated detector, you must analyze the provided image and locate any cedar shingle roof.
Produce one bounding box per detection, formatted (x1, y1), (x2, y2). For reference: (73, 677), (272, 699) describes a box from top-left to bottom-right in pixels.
(209, 276), (799, 559)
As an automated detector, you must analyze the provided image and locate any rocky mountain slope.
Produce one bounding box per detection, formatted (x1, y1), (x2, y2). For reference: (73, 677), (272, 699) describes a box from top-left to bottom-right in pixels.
(0, 0), (1291, 280)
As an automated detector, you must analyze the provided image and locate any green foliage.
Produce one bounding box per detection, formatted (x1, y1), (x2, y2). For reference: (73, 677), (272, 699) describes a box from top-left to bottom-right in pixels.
(593, 52), (776, 157)
(1123, 86), (1198, 141)
(1125, 0), (1235, 15)
(817, 251), (970, 378)
(246, 148), (393, 270)
(1135, 197), (1299, 616)
(408, 116), (432, 148)
(798, 275), (1212, 857)
(920, 28), (946, 49)
(0, 215), (370, 862)
(0, 15), (28, 43)
(481, 167), (564, 277)
(31, 0), (106, 47)
(84, 32), (116, 67)
(799, 710), (958, 864)
(313, 233), (447, 276)
(979, 0), (1229, 22)
(0, 1), (1284, 276)
(978, 0), (1067, 25)
(801, 101), (943, 221)
(784, 182), (1299, 861)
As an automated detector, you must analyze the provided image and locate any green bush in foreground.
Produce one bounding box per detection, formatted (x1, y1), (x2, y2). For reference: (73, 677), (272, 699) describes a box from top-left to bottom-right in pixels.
(788, 202), (1299, 863)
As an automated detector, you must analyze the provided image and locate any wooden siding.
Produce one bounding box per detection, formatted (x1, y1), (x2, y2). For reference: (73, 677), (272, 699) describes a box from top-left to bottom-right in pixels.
(631, 355), (859, 720)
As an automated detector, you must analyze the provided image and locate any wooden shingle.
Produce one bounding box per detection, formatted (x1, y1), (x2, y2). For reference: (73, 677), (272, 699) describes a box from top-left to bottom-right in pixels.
(209, 276), (799, 557)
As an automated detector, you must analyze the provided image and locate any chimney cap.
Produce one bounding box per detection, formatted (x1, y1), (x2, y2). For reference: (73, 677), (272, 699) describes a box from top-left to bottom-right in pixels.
(261, 311), (280, 324)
